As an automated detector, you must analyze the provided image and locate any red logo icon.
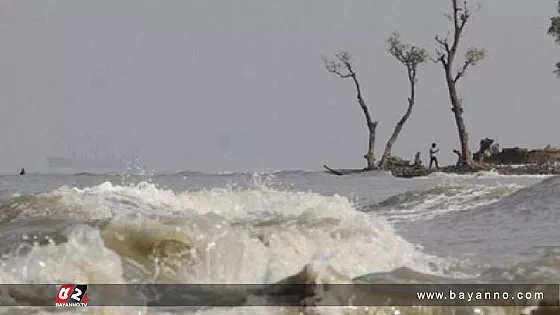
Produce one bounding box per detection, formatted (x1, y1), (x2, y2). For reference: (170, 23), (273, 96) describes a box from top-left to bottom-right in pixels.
(55, 285), (88, 307)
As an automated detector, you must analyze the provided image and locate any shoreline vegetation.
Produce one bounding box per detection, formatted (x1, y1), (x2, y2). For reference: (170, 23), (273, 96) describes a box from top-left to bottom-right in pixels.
(322, 0), (560, 179)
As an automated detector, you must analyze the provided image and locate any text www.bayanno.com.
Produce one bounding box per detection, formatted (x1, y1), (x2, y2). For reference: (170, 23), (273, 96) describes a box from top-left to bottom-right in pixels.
(417, 290), (545, 303)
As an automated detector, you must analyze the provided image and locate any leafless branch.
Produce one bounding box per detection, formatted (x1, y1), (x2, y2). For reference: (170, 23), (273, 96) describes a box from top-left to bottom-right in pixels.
(457, 1), (471, 30)
(387, 32), (406, 63)
(322, 52), (354, 79)
(433, 34), (451, 66)
(388, 32), (428, 73)
(435, 35), (450, 52)
(453, 60), (471, 82)
(431, 49), (444, 64)
(453, 47), (486, 82)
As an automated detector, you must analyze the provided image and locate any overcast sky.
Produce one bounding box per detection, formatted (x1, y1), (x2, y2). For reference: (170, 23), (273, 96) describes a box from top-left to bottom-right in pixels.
(0, 0), (558, 173)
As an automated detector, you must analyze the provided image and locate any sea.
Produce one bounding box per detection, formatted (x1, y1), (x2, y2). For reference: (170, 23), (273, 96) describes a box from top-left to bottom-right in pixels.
(0, 169), (558, 315)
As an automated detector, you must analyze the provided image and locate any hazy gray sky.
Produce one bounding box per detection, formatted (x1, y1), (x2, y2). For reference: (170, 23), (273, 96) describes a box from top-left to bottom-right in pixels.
(1, 0), (559, 173)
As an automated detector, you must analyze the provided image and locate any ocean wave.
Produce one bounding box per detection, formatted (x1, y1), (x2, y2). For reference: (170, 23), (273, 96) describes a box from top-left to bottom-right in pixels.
(418, 170), (554, 180)
(173, 169), (318, 177)
(0, 181), (461, 286)
(480, 246), (560, 282)
(0, 181), (554, 315)
(366, 183), (523, 223)
(481, 175), (560, 211)
(444, 175), (560, 223)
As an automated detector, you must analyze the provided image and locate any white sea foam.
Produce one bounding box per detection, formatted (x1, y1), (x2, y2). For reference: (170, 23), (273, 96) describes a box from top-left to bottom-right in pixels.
(418, 170), (553, 180)
(0, 180), (535, 315)
(1, 182), (464, 285)
(1, 172), (549, 315)
(375, 183), (523, 223)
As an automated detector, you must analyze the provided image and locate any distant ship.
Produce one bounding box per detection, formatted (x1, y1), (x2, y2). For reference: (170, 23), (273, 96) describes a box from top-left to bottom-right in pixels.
(47, 132), (140, 173)
(46, 156), (124, 172)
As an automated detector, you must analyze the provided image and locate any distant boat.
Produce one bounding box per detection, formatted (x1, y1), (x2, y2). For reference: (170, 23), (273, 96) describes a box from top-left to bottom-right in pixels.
(46, 156), (124, 172)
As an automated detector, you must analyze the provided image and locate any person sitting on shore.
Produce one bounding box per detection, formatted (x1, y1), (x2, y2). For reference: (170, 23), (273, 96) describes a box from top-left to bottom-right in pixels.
(19, 168), (26, 175)
(453, 149), (462, 166)
(413, 152), (422, 168)
(429, 143), (439, 169)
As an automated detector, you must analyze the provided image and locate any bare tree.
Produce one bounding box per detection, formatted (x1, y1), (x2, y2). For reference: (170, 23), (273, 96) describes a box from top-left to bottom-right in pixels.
(323, 52), (378, 170)
(378, 32), (428, 170)
(434, 0), (486, 166)
(548, 0), (560, 77)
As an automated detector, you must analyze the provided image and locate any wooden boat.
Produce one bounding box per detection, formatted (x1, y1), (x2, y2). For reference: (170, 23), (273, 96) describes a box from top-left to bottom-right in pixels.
(322, 164), (372, 176)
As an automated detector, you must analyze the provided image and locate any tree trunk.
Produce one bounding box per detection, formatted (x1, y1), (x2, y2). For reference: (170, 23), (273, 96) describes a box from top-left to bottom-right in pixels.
(365, 121), (378, 170)
(350, 74), (378, 170)
(378, 101), (413, 170)
(440, 0), (474, 166)
(446, 72), (473, 165)
(378, 70), (416, 170)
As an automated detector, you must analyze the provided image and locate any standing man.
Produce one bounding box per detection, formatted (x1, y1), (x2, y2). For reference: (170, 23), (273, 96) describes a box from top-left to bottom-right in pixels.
(429, 143), (439, 169)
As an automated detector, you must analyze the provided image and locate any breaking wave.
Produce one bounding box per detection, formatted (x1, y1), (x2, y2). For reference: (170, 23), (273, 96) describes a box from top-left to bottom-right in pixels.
(366, 183), (523, 223)
(0, 177), (556, 315)
(419, 170), (553, 180)
(0, 181), (459, 283)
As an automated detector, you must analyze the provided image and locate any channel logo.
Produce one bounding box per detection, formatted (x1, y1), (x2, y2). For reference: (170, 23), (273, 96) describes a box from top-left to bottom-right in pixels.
(55, 284), (88, 307)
